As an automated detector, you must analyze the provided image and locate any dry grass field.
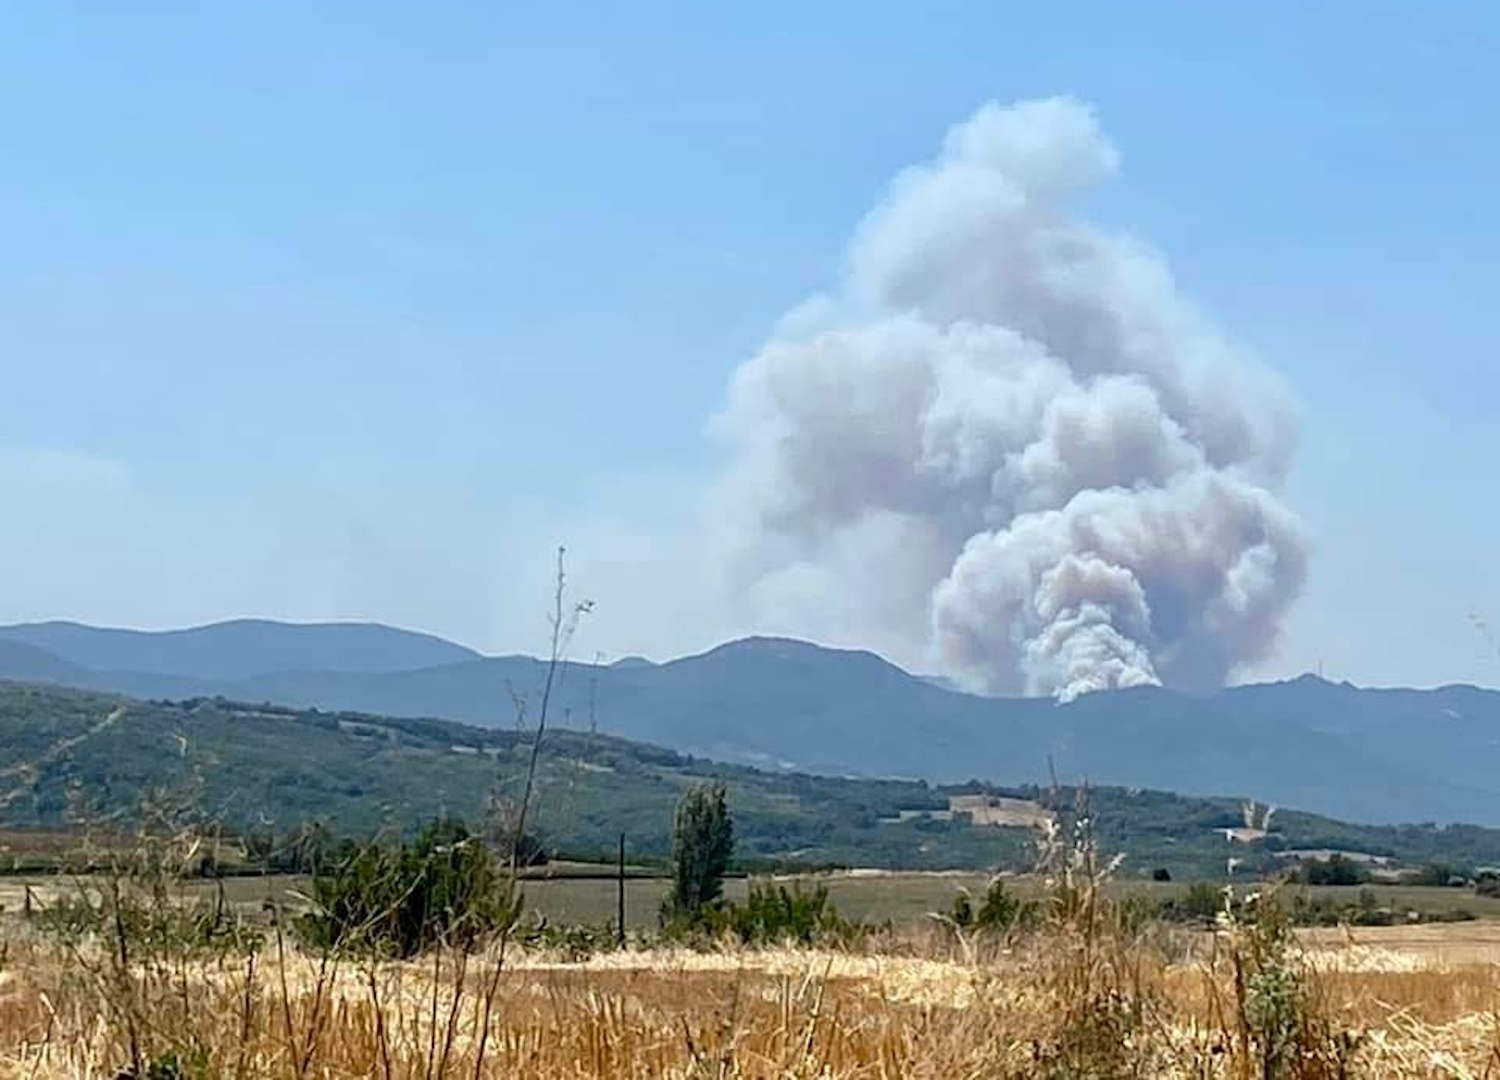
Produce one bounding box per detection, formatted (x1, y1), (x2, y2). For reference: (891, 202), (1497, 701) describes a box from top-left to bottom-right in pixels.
(3, 921), (1500, 1077)
(5, 812), (1500, 1080)
(5, 888), (1500, 1077)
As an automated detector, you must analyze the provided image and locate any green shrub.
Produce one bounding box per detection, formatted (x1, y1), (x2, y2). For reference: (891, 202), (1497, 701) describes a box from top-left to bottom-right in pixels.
(725, 883), (856, 946)
(522, 919), (617, 962)
(1152, 880), (1227, 924)
(298, 817), (517, 958)
(1227, 892), (1360, 1075)
(948, 890), (973, 928)
(659, 882), (863, 948)
(946, 877), (1035, 935)
(1183, 880), (1225, 919)
(37, 886), (258, 957)
(116, 1047), (213, 1080)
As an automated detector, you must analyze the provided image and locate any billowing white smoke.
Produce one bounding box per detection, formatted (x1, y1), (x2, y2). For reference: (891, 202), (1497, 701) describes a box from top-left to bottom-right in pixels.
(716, 98), (1308, 700)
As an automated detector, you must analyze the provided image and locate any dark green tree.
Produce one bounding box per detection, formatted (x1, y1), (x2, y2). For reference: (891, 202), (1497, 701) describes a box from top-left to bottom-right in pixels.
(667, 782), (734, 920)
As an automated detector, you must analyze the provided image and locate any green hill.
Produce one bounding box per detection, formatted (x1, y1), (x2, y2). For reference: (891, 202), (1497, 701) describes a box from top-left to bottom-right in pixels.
(6, 680), (1500, 881)
(5, 625), (1500, 827)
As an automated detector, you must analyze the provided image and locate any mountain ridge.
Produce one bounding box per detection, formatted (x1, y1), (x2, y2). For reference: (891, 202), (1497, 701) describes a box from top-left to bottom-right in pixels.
(0, 618), (482, 679)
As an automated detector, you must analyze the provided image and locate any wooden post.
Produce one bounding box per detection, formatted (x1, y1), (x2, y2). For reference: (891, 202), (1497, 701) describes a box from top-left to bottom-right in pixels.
(617, 832), (627, 948)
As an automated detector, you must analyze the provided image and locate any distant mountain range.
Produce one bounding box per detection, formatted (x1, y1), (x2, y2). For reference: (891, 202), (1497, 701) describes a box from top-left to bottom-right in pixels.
(1, 619), (1498, 827)
(0, 619), (479, 679)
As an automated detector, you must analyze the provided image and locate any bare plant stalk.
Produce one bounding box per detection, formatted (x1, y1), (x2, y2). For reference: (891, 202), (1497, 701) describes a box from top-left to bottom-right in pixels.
(509, 546), (592, 876)
(235, 951), (256, 1080)
(367, 965), (395, 1080)
(424, 946), (441, 1080)
(473, 545), (592, 1077)
(436, 945), (470, 1079)
(294, 951), (340, 1078)
(274, 910), (297, 1061)
(108, 872), (144, 1078)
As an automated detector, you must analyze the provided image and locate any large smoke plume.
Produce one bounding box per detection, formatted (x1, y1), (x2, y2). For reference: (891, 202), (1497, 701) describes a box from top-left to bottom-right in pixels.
(716, 98), (1308, 700)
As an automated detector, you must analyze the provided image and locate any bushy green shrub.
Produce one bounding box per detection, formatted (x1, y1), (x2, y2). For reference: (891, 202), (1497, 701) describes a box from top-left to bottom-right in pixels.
(1183, 880), (1225, 920)
(298, 817), (517, 958)
(1226, 892), (1361, 1075)
(725, 883), (855, 946)
(945, 877), (1035, 935)
(521, 919), (618, 962)
(660, 882), (863, 948)
(37, 886), (258, 956)
(1151, 880), (1228, 924)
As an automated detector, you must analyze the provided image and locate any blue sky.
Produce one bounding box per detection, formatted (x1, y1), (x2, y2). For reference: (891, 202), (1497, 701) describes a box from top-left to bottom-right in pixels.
(2, 2), (1497, 688)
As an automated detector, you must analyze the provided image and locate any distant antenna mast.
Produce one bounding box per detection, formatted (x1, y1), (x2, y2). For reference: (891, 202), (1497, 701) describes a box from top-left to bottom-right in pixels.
(1471, 612), (1499, 662)
(588, 651), (604, 734)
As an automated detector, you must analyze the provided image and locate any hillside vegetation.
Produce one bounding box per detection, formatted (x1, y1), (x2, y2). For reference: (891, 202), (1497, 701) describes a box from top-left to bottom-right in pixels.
(6, 681), (1500, 880)
(4, 623), (1500, 826)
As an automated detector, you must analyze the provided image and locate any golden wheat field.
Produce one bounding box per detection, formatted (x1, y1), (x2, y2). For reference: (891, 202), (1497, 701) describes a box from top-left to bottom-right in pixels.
(3, 918), (1500, 1078)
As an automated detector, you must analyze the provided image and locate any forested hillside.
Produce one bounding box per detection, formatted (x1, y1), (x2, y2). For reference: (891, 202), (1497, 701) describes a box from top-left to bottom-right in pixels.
(6, 681), (1500, 880)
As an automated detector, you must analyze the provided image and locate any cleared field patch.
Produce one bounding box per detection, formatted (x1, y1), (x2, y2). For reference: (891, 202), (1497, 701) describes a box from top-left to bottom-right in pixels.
(7, 870), (1499, 932)
(520, 872), (1500, 928)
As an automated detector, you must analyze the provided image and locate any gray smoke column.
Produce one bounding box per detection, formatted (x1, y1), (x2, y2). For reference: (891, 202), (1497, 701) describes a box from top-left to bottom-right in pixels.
(715, 98), (1308, 700)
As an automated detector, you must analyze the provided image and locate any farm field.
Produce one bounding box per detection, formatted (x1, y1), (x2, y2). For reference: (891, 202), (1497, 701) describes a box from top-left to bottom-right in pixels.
(6, 870), (1500, 929)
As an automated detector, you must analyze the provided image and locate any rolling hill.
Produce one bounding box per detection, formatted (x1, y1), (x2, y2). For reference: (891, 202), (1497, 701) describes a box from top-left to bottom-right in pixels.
(6, 680), (1500, 880)
(0, 621), (1498, 826)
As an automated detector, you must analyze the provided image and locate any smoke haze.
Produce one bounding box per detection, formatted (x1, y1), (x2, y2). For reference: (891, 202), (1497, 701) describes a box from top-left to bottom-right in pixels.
(716, 98), (1308, 699)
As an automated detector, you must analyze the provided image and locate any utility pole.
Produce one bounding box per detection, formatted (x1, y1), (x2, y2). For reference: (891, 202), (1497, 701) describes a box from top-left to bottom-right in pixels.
(616, 832), (627, 948)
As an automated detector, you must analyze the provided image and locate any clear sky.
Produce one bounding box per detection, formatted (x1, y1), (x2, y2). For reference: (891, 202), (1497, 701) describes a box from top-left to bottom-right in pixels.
(3, 2), (1497, 689)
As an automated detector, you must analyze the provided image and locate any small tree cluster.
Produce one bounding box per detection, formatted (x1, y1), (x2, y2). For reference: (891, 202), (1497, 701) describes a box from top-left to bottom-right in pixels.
(1291, 854), (1369, 886)
(659, 783), (863, 946)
